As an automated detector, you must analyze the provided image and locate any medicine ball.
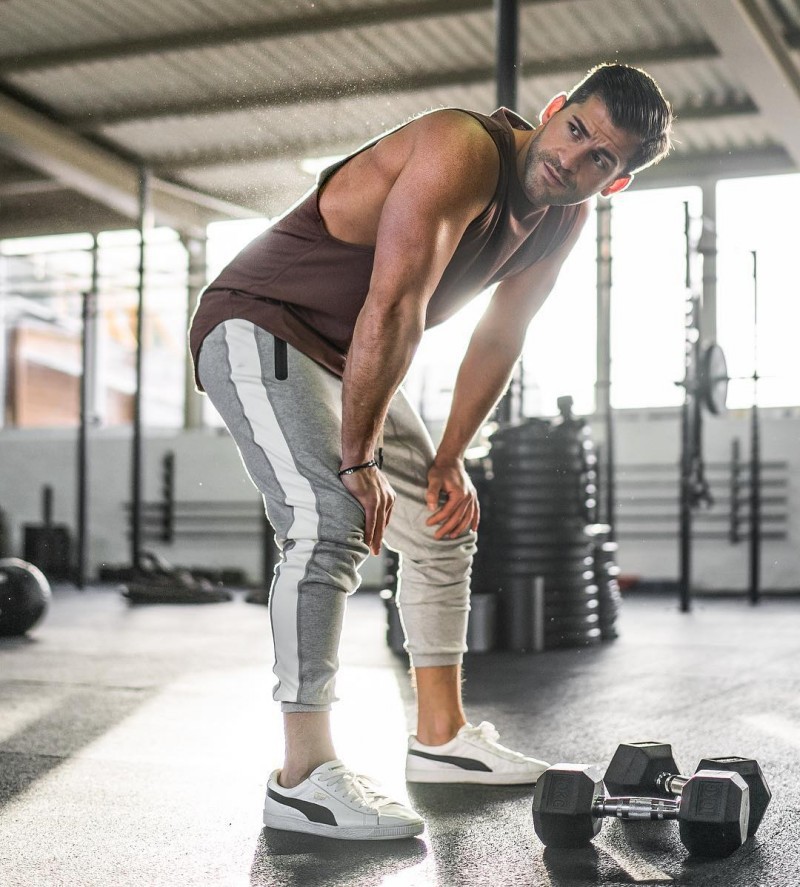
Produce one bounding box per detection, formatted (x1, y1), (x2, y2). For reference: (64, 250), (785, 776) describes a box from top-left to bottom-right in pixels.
(0, 558), (51, 636)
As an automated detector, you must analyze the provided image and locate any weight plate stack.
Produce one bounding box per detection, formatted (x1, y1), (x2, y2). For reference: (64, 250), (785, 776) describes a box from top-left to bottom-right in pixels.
(588, 527), (623, 640)
(473, 409), (601, 651)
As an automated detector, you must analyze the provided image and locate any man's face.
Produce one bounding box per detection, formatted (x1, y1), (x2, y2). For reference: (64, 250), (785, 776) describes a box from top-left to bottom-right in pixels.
(523, 94), (640, 207)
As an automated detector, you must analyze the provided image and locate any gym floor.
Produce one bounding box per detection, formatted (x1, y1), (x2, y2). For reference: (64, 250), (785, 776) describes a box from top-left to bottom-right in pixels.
(1, 586), (798, 887)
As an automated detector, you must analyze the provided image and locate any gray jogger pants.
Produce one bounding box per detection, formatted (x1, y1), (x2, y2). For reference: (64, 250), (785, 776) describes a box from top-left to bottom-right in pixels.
(197, 319), (475, 712)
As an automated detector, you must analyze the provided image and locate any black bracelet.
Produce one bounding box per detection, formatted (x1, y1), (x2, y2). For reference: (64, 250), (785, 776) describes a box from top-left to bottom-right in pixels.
(338, 448), (384, 477)
(338, 460), (378, 477)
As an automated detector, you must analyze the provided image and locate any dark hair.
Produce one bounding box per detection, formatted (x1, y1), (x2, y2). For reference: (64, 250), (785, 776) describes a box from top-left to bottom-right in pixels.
(564, 63), (673, 175)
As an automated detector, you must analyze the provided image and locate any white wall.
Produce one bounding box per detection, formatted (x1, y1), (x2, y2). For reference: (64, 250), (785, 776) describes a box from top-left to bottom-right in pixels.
(0, 406), (797, 592)
(613, 406), (800, 592)
(0, 426), (386, 587)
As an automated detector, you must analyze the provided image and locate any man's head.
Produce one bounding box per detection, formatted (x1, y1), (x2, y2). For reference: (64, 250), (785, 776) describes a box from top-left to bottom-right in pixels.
(522, 63), (673, 208)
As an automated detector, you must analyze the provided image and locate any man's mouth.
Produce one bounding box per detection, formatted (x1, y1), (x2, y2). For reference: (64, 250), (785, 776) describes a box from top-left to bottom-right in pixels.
(543, 162), (565, 187)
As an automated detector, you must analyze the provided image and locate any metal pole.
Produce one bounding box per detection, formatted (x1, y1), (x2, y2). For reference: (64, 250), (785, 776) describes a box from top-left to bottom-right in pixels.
(131, 168), (151, 571)
(183, 235), (207, 430)
(679, 202), (694, 613)
(595, 200), (614, 537)
(749, 250), (761, 605)
(0, 253), (7, 428)
(494, 0), (520, 424)
(531, 575), (545, 653)
(699, 181), (718, 344)
(76, 235), (99, 589)
(495, 0), (519, 111)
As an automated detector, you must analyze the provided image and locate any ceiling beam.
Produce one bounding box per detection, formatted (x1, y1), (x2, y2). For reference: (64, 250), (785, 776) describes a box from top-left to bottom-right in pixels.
(691, 0), (800, 166)
(148, 97), (757, 174)
(74, 42), (718, 129)
(0, 0), (591, 72)
(630, 145), (795, 190)
(0, 90), (257, 236)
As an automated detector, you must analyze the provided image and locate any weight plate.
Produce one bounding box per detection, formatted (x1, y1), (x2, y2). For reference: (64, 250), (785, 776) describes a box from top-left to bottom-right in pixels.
(700, 342), (728, 415)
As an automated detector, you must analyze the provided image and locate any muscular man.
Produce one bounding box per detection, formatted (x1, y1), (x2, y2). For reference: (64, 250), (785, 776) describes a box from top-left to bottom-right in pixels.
(190, 63), (672, 840)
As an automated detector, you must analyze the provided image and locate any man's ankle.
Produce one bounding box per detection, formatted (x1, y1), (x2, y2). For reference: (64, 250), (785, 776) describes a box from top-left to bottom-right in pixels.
(277, 763), (326, 788)
(415, 720), (466, 746)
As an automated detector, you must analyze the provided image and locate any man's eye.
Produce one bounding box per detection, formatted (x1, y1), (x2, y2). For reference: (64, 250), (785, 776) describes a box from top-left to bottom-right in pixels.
(569, 123), (579, 137)
(592, 152), (605, 167)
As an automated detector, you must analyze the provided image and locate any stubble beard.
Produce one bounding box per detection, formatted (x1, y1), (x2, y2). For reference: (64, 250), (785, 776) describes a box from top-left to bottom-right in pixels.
(524, 140), (579, 207)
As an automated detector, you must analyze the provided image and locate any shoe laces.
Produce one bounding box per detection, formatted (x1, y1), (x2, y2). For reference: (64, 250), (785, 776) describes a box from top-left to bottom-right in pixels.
(318, 763), (395, 812)
(462, 721), (500, 744)
(462, 721), (530, 761)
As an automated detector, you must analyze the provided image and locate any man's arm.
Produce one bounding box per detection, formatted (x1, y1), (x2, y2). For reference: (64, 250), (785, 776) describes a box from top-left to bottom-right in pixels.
(340, 111), (499, 553)
(426, 201), (592, 540)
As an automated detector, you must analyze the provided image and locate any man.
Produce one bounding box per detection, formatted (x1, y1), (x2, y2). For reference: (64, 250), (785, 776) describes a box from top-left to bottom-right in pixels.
(190, 63), (672, 840)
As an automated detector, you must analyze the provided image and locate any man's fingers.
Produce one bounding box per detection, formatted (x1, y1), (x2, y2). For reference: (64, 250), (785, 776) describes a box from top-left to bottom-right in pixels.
(425, 479), (443, 512)
(363, 503), (376, 552)
(426, 492), (471, 526)
(471, 502), (480, 531)
(433, 502), (471, 539)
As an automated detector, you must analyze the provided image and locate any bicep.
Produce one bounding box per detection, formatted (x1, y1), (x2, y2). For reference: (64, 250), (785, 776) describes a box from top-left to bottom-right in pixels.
(366, 117), (497, 314)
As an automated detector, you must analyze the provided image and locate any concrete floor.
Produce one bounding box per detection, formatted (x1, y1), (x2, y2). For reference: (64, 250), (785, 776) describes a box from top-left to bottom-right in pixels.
(1, 584), (798, 887)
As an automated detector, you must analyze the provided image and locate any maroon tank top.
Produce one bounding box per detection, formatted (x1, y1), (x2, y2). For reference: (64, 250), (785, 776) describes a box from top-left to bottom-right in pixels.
(189, 107), (583, 389)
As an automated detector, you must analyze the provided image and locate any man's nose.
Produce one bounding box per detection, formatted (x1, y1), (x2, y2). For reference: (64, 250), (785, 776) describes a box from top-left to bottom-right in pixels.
(557, 145), (579, 174)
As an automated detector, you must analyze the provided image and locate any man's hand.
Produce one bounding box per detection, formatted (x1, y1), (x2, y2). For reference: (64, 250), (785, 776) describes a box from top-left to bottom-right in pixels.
(425, 457), (480, 540)
(340, 467), (396, 555)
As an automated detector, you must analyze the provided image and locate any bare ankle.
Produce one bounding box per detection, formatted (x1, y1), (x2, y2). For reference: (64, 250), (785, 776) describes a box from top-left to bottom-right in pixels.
(277, 767), (315, 788)
(415, 719), (466, 746)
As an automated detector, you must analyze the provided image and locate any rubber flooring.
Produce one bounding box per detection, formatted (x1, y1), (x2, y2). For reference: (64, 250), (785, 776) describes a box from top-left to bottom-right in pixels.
(1, 585), (797, 886)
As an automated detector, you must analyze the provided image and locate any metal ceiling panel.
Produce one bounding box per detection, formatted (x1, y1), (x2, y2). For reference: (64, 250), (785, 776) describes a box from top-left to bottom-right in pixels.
(0, 0), (410, 58)
(4, 10), (495, 121)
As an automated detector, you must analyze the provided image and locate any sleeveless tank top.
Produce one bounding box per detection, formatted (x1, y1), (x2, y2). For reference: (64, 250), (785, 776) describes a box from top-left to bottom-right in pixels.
(189, 107), (583, 388)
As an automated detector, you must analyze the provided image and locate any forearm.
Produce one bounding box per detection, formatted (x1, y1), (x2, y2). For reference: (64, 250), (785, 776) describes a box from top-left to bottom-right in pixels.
(437, 336), (522, 462)
(341, 300), (424, 464)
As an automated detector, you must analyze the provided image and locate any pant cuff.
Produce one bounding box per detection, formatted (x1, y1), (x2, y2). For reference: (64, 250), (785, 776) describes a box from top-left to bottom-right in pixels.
(408, 653), (464, 668)
(280, 702), (333, 713)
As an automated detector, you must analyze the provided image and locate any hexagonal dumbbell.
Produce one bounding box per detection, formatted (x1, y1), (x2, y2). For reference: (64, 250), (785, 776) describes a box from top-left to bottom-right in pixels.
(604, 741), (771, 836)
(533, 763), (750, 858)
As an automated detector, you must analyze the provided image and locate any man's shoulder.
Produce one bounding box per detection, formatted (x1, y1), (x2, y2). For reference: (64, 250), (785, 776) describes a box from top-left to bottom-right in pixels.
(411, 106), (494, 133)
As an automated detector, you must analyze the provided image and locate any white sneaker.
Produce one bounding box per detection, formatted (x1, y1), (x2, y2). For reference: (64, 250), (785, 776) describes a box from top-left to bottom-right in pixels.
(405, 721), (549, 785)
(263, 760), (424, 840)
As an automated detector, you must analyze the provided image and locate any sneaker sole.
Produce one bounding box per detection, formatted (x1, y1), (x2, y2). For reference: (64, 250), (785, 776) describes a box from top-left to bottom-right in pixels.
(263, 813), (424, 840)
(405, 768), (545, 785)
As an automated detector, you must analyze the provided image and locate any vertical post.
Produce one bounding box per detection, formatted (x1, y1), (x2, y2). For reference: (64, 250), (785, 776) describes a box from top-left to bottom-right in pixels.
(729, 437), (741, 545)
(131, 168), (151, 571)
(699, 181), (718, 344)
(595, 200), (614, 537)
(495, 0), (519, 111)
(183, 235), (207, 429)
(0, 252), (7, 428)
(749, 251), (761, 605)
(531, 576), (545, 653)
(76, 235), (99, 589)
(494, 0), (520, 424)
(679, 202), (694, 613)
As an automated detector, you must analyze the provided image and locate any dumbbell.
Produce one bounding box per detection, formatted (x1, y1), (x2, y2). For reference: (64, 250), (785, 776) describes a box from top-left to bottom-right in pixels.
(604, 741), (771, 837)
(533, 763), (750, 858)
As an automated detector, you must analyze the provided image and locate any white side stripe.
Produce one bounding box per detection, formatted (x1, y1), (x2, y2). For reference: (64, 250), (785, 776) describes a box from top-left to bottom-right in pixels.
(223, 319), (319, 702)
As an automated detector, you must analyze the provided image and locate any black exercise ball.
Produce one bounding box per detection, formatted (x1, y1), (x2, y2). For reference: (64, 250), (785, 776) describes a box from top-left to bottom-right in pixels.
(0, 558), (51, 636)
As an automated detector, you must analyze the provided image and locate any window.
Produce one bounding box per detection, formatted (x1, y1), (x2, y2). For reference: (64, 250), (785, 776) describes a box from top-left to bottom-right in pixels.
(1, 228), (189, 429)
(716, 174), (800, 409)
(609, 185), (702, 409)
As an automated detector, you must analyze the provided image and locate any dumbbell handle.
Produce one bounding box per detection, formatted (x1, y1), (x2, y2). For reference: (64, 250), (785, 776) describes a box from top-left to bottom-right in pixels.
(592, 796), (680, 821)
(655, 772), (690, 795)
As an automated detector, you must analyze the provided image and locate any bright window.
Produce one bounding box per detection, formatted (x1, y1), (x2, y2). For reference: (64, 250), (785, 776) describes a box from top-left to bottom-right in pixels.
(716, 174), (800, 409)
(609, 185), (702, 410)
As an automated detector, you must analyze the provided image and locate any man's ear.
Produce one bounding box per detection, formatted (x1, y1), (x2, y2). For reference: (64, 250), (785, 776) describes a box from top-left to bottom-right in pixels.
(601, 174), (633, 197)
(539, 92), (568, 124)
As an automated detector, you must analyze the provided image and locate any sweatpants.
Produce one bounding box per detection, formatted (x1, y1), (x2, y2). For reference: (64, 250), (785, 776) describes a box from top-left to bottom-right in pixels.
(197, 319), (476, 712)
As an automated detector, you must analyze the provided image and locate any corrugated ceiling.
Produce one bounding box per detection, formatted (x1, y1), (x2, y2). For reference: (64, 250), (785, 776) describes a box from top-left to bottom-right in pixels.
(0, 0), (797, 236)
